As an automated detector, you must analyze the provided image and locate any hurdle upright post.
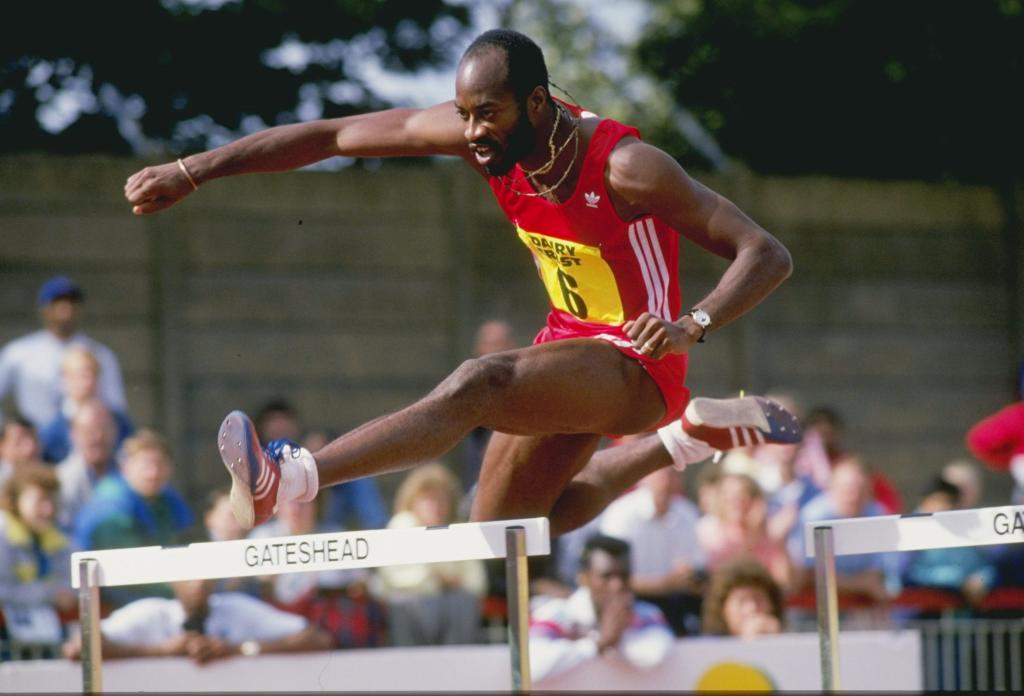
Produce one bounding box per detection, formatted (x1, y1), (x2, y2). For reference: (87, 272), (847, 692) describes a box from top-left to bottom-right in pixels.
(77, 558), (102, 694)
(813, 525), (841, 692)
(505, 526), (532, 692)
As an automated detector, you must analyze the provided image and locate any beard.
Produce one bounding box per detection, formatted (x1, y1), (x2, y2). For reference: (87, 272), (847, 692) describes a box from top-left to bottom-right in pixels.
(482, 108), (536, 177)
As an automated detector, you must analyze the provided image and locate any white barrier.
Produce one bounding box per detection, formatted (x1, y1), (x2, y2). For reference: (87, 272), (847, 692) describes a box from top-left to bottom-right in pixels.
(805, 504), (1024, 692)
(0, 632), (923, 692)
(804, 505), (1024, 557)
(70, 518), (550, 694)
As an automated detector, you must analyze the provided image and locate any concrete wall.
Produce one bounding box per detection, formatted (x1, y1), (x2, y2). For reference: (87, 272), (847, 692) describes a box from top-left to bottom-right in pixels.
(1, 155), (1020, 506)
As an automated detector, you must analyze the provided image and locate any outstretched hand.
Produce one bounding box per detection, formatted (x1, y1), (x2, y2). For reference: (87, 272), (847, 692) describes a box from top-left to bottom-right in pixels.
(124, 160), (196, 215)
(623, 312), (697, 360)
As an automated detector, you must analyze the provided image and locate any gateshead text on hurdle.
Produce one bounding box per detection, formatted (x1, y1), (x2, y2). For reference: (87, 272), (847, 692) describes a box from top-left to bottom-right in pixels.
(243, 535), (370, 568)
(992, 510), (1024, 537)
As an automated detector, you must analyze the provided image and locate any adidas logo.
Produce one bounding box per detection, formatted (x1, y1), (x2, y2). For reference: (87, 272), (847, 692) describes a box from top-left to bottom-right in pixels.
(584, 191), (600, 208)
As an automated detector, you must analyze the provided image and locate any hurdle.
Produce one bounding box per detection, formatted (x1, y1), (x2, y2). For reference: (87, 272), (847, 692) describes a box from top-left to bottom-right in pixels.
(70, 517), (550, 694)
(806, 504), (1024, 692)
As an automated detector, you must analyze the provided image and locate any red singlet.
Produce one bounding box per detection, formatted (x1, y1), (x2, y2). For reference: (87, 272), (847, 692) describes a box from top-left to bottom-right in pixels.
(487, 110), (690, 430)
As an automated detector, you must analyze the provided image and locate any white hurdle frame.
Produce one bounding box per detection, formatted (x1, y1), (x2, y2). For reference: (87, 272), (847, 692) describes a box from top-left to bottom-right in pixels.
(806, 504), (1024, 692)
(70, 517), (550, 694)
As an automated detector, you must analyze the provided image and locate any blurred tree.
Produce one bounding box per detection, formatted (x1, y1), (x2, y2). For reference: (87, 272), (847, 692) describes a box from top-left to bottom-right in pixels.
(637, 0), (1024, 182)
(493, 0), (728, 171)
(0, 0), (470, 156)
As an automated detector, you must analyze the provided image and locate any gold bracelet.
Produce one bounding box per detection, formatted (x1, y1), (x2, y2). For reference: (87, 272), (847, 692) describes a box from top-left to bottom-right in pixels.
(177, 158), (199, 191)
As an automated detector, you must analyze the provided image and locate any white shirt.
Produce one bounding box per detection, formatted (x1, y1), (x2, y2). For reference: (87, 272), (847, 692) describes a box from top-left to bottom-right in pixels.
(100, 592), (308, 646)
(0, 330), (126, 430)
(599, 489), (706, 581)
(529, 587), (674, 681)
(55, 452), (112, 532)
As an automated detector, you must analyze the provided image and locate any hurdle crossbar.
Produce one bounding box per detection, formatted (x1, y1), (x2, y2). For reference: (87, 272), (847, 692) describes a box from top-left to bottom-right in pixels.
(805, 505), (1024, 692)
(71, 517), (550, 694)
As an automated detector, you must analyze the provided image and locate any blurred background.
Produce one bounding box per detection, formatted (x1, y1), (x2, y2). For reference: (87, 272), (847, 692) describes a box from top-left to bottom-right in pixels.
(2, 0), (1024, 689)
(2, 0), (1021, 504)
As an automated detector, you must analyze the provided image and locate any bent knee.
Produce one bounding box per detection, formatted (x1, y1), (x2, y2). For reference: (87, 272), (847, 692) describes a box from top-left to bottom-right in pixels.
(446, 354), (517, 400)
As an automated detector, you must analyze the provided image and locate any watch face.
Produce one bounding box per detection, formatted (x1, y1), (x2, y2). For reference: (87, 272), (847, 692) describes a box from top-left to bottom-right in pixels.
(692, 309), (711, 327)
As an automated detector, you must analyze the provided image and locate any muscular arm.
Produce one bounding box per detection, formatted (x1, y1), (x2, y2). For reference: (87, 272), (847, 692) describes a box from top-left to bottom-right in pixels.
(610, 140), (792, 353)
(125, 101), (476, 215)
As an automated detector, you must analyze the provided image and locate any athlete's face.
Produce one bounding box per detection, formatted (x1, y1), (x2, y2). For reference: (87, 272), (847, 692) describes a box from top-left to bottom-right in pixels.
(455, 51), (538, 176)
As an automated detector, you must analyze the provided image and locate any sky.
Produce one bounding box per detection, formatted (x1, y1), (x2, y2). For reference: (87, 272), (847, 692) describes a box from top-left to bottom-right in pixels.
(27, 0), (650, 156)
(337, 0), (649, 109)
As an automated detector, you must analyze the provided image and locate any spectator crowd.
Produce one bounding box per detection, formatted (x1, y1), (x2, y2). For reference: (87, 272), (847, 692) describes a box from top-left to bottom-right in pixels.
(2, 276), (1024, 676)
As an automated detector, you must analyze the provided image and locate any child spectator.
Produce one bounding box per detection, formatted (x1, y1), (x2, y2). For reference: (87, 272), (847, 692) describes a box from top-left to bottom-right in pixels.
(0, 414), (41, 489)
(0, 464), (76, 650)
(38, 345), (134, 463)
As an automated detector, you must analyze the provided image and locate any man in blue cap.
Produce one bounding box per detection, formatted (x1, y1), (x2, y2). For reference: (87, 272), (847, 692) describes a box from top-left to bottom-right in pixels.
(0, 276), (127, 431)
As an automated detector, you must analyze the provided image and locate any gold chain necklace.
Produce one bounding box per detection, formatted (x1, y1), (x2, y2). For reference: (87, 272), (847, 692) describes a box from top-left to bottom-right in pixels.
(520, 101), (564, 178)
(501, 102), (581, 199)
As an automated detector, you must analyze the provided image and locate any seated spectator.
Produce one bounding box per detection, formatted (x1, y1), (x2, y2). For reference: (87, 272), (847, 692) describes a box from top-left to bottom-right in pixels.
(941, 458), (984, 509)
(0, 414), (42, 489)
(371, 463), (486, 646)
(72, 430), (194, 608)
(696, 472), (794, 593)
(0, 464), (76, 651)
(248, 497), (386, 649)
(701, 556), (785, 639)
(795, 455), (893, 603)
(529, 534), (674, 682)
(39, 345), (134, 464)
(62, 577), (331, 663)
(55, 399), (119, 530)
(600, 467), (705, 636)
(897, 475), (995, 615)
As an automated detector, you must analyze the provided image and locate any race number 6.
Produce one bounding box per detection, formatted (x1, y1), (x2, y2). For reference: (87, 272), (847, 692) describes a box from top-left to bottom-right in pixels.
(557, 269), (588, 319)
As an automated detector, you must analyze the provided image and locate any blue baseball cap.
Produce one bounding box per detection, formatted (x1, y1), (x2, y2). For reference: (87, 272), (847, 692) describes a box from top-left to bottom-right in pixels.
(37, 276), (84, 306)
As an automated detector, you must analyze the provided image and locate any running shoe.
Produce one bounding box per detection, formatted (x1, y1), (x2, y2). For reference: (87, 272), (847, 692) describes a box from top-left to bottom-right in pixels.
(217, 410), (293, 529)
(681, 396), (802, 450)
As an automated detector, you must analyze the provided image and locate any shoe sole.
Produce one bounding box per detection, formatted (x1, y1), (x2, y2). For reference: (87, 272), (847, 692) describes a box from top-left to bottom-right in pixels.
(685, 396), (772, 432)
(218, 410), (258, 529)
(684, 396), (802, 447)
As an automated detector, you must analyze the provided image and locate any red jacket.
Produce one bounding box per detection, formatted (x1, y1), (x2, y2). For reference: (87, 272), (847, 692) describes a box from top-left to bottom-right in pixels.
(965, 402), (1024, 470)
